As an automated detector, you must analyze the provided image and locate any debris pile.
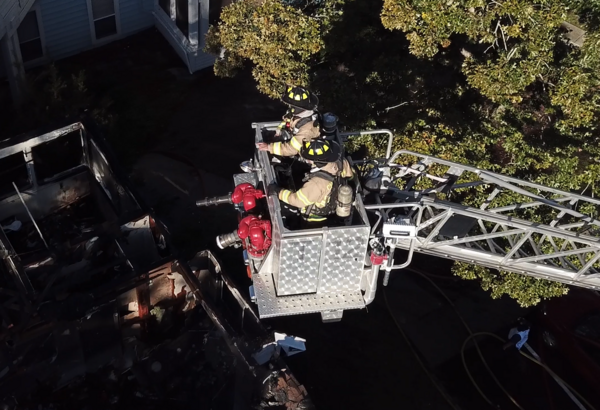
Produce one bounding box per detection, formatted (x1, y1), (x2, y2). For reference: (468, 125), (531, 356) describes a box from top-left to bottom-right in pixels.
(0, 123), (313, 409)
(260, 372), (311, 410)
(5, 305), (237, 410)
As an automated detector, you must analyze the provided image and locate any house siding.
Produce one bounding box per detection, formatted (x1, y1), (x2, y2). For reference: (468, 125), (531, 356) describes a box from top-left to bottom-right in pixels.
(37, 0), (92, 61)
(118, 0), (154, 37)
(36, 0), (153, 63)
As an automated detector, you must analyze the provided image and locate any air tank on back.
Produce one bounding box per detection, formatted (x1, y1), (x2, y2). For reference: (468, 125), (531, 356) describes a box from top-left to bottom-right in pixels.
(322, 113), (339, 141)
(336, 185), (353, 218)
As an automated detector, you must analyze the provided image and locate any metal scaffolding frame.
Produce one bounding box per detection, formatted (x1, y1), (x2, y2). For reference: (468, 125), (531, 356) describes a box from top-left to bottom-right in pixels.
(368, 150), (600, 290)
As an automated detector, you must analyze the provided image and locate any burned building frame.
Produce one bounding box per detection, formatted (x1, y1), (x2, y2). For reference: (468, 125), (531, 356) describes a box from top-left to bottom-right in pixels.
(0, 122), (311, 408)
(0, 122), (178, 395)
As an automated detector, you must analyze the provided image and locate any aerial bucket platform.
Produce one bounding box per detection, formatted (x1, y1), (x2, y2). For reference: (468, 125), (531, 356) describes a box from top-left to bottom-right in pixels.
(198, 120), (600, 322)
(232, 121), (377, 322)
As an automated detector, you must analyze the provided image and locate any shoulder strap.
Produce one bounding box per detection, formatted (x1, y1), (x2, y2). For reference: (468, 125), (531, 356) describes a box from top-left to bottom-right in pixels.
(311, 170), (335, 182)
(310, 161), (345, 181)
(294, 114), (320, 131)
(295, 117), (311, 129)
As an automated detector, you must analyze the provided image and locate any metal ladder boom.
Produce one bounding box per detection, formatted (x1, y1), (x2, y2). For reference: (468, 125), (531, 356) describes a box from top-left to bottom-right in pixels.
(369, 150), (600, 291)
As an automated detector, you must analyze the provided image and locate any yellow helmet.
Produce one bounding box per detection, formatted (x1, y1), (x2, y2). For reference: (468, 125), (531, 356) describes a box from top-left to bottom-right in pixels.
(301, 139), (340, 163)
(281, 85), (319, 111)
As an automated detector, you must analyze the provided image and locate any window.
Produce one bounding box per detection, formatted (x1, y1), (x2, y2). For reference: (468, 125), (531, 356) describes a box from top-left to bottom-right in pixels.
(89, 0), (118, 41)
(18, 11), (43, 63)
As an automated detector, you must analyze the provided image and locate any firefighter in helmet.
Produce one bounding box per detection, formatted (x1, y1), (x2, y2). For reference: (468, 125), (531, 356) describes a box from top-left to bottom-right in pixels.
(269, 139), (353, 223)
(257, 85), (321, 157)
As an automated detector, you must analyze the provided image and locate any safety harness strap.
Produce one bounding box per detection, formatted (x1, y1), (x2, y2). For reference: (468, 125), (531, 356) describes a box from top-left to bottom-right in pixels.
(293, 113), (320, 133)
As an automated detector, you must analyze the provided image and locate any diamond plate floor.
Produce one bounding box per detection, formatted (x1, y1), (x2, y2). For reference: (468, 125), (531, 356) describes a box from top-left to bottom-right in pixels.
(253, 272), (365, 318)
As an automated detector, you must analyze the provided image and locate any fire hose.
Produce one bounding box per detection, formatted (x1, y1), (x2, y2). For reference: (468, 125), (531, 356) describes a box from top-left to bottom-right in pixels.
(384, 269), (596, 410)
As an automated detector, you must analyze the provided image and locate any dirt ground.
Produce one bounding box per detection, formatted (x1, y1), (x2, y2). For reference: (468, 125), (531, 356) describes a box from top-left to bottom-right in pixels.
(5, 29), (599, 410)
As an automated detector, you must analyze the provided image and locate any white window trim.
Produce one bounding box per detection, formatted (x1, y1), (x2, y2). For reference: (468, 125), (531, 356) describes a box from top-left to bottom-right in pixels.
(86, 0), (122, 45)
(16, 5), (47, 68)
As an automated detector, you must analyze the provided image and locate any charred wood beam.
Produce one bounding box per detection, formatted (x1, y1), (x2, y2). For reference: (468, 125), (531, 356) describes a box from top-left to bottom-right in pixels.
(188, 251), (312, 402)
(194, 250), (265, 337)
(21, 250), (54, 268)
(173, 261), (256, 376)
(135, 280), (151, 333)
(83, 260), (172, 304)
(0, 123), (83, 159)
(0, 230), (34, 296)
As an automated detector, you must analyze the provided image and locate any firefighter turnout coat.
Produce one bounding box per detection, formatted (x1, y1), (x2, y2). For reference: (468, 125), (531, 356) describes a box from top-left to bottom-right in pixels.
(267, 114), (320, 157)
(278, 160), (353, 220)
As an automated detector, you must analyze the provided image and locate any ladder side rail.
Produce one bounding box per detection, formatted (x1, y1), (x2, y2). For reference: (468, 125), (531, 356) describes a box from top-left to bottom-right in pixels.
(478, 172), (600, 226)
(387, 150), (600, 206)
(385, 162), (600, 233)
(340, 129), (394, 159)
(487, 197), (573, 213)
(394, 241), (600, 289)
(368, 198), (600, 248)
(367, 200), (600, 282)
(389, 203), (600, 286)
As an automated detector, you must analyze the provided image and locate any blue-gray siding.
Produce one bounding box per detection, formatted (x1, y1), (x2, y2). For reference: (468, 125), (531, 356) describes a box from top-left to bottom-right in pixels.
(38, 0), (93, 61)
(37, 0), (153, 62)
(119, 0), (154, 36)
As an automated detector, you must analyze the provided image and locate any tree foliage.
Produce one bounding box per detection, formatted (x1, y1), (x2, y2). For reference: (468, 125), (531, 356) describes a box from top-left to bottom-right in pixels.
(452, 262), (569, 307)
(381, 0), (600, 127)
(376, 0), (600, 305)
(207, 0), (600, 306)
(205, 0), (337, 97)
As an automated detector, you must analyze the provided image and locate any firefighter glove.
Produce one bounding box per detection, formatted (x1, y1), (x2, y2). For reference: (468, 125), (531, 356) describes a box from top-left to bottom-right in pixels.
(266, 183), (281, 197)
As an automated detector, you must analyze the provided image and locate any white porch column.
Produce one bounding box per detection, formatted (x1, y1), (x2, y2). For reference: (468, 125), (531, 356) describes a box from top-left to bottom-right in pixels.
(188, 0), (199, 47)
(0, 33), (27, 107)
(199, 0), (209, 49)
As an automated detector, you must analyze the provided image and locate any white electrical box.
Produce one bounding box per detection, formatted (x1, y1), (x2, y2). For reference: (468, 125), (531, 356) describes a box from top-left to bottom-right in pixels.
(382, 217), (417, 238)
